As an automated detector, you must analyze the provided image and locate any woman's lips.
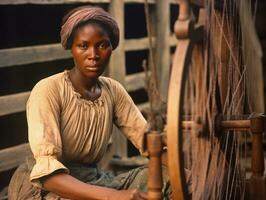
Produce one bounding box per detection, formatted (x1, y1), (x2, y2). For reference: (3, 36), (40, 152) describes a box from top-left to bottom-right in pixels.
(85, 65), (100, 71)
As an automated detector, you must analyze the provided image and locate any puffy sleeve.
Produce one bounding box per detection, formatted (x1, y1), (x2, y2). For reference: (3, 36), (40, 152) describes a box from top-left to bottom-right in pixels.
(111, 79), (148, 154)
(27, 78), (69, 188)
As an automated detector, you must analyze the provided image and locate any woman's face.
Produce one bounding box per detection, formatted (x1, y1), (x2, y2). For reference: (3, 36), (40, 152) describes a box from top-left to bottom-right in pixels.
(71, 23), (112, 79)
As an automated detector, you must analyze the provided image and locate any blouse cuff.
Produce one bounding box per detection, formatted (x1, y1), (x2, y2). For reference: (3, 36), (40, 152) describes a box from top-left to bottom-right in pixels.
(30, 156), (69, 188)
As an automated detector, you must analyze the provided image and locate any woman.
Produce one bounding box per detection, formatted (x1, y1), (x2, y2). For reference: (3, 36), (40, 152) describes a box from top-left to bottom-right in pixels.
(8, 6), (170, 200)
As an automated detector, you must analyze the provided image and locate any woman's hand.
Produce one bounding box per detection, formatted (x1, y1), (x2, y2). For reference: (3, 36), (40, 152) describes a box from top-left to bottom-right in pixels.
(110, 189), (148, 200)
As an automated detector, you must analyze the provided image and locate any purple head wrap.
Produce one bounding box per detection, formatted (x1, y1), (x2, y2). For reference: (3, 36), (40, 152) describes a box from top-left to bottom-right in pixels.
(60, 7), (119, 50)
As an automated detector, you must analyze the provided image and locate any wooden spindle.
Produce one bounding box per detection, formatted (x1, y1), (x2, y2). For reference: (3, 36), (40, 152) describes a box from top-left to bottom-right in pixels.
(147, 131), (163, 200)
(249, 115), (266, 200)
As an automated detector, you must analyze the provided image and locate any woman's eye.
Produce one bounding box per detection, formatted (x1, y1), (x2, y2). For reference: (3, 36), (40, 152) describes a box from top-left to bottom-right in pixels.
(98, 42), (109, 49)
(78, 43), (88, 49)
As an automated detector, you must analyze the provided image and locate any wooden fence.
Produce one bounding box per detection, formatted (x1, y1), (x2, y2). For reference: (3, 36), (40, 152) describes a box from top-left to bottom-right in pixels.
(0, 0), (178, 174)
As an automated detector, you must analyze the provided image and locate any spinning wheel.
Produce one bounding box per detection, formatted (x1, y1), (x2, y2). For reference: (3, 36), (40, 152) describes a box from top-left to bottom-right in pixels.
(163, 0), (266, 200)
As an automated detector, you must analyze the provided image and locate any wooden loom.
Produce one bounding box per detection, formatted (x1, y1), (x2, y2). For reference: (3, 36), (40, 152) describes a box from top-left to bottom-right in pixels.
(146, 0), (266, 200)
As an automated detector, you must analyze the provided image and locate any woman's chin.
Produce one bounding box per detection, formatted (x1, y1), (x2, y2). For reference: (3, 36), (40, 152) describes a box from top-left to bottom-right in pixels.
(83, 69), (104, 79)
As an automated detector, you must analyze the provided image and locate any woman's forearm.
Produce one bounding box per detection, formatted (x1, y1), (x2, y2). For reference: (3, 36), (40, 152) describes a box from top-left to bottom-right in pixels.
(43, 173), (115, 200)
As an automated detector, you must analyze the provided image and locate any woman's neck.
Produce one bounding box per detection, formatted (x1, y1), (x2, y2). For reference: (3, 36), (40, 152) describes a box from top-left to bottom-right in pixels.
(69, 68), (99, 94)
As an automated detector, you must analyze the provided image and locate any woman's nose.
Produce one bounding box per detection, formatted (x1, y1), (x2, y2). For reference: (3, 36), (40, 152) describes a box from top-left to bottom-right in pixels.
(87, 47), (99, 59)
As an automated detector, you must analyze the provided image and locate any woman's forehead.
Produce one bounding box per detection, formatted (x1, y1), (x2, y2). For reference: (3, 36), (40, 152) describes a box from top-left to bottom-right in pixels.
(74, 23), (109, 40)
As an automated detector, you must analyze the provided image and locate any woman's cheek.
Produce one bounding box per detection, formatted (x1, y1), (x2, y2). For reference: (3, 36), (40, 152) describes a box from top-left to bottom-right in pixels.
(105, 49), (112, 57)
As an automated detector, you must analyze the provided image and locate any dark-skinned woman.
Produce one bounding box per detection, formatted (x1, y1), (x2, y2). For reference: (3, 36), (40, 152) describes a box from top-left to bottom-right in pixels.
(8, 6), (170, 200)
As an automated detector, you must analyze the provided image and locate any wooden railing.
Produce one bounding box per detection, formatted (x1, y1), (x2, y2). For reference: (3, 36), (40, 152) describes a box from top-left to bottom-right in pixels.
(0, 0), (178, 173)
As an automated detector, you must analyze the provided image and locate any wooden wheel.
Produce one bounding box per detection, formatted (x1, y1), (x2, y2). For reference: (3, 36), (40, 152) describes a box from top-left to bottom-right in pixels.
(165, 1), (261, 199)
(167, 29), (194, 200)
(167, 1), (203, 198)
(167, 40), (193, 200)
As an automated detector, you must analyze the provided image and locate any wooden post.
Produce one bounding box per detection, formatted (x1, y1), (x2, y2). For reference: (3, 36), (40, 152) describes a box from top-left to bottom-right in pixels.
(249, 115), (266, 200)
(108, 0), (125, 85)
(239, 0), (265, 113)
(108, 0), (128, 158)
(156, 0), (170, 101)
(147, 131), (163, 200)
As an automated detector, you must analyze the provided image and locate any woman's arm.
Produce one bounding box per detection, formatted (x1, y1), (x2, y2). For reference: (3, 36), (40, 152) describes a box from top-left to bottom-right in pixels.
(111, 79), (147, 154)
(43, 173), (147, 200)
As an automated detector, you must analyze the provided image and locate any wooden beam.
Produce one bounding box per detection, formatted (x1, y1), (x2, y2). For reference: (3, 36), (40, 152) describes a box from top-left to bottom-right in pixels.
(0, 92), (30, 116)
(125, 0), (155, 3)
(0, 143), (31, 172)
(240, 0), (265, 113)
(137, 102), (149, 110)
(0, 36), (176, 68)
(156, 0), (170, 100)
(108, 0), (126, 87)
(108, 0), (128, 158)
(125, 37), (156, 51)
(0, 0), (161, 5)
(169, 0), (178, 3)
(0, 0), (109, 5)
(126, 0), (198, 5)
(125, 72), (145, 91)
(0, 44), (71, 68)
(110, 156), (148, 166)
(169, 34), (177, 47)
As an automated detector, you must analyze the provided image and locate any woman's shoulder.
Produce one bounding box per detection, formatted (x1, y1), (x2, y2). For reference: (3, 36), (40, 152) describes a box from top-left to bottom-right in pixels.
(99, 76), (130, 103)
(99, 76), (125, 91)
(30, 72), (66, 100)
(32, 71), (66, 92)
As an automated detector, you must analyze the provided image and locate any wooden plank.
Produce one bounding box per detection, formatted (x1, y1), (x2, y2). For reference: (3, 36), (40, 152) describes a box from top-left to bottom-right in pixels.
(0, 0), (161, 5)
(0, 143), (31, 172)
(156, 0), (170, 100)
(137, 102), (149, 110)
(0, 36), (176, 68)
(169, 34), (177, 47)
(0, 0), (193, 5)
(110, 156), (148, 166)
(125, 37), (155, 51)
(0, 92), (30, 116)
(125, 72), (145, 91)
(0, 0), (109, 5)
(169, 0), (202, 5)
(240, 0), (265, 113)
(108, 0), (128, 158)
(0, 44), (71, 68)
(108, 0), (125, 88)
(131, 0), (196, 4)
(125, 0), (155, 3)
